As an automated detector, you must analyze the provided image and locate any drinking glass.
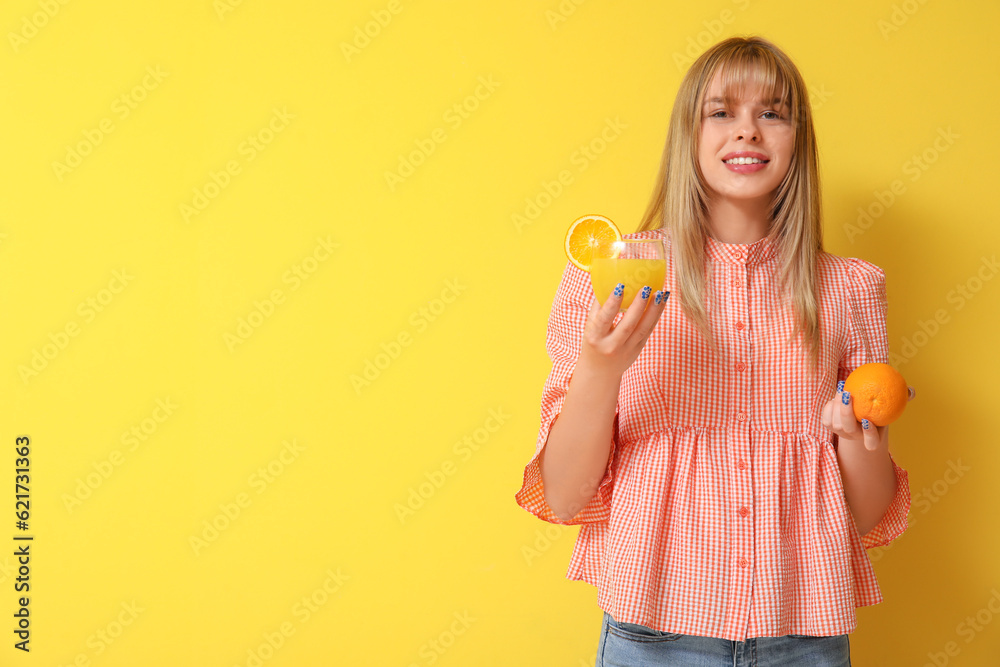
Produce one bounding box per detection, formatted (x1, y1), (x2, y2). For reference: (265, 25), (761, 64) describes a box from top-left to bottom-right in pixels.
(590, 239), (666, 312)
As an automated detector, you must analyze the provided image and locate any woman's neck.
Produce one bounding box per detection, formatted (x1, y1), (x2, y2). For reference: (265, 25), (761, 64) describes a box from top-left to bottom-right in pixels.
(705, 197), (770, 244)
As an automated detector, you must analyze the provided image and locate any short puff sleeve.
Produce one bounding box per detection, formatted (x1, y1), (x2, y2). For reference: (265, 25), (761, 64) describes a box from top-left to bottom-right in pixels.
(838, 258), (912, 549)
(514, 261), (617, 525)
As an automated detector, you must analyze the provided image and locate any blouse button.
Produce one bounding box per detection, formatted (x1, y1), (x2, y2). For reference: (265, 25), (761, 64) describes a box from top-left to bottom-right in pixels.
(736, 411), (747, 422)
(733, 279), (742, 287)
(737, 460), (747, 470)
(736, 361), (747, 372)
(738, 557), (748, 568)
(735, 321), (745, 331)
(738, 506), (749, 518)
(734, 250), (745, 261)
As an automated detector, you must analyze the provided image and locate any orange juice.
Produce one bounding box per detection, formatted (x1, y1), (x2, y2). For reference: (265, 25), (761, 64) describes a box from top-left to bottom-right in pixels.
(590, 258), (666, 311)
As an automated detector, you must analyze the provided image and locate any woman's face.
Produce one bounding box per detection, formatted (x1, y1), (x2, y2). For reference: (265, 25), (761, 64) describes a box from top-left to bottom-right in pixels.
(697, 70), (795, 207)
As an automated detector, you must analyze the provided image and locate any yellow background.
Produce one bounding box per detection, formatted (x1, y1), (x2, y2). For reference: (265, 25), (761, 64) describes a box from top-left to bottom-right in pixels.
(1, 0), (998, 664)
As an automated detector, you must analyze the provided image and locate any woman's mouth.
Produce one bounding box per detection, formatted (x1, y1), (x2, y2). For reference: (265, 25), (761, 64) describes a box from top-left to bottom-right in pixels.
(723, 156), (769, 173)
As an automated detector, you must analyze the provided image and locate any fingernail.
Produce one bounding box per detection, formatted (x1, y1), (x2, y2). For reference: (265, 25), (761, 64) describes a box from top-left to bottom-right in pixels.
(837, 381), (844, 393)
(640, 286), (651, 300)
(613, 283), (624, 297)
(654, 290), (663, 305)
(862, 419), (870, 430)
(841, 391), (850, 406)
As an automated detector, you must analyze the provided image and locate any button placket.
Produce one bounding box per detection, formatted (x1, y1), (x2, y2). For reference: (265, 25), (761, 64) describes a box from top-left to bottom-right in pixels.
(732, 261), (751, 426)
(731, 258), (753, 580)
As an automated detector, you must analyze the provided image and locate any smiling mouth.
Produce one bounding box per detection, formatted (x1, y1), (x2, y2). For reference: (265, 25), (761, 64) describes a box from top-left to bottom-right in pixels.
(723, 157), (768, 165)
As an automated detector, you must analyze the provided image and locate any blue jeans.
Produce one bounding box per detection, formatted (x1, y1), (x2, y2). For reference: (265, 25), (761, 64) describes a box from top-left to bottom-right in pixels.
(596, 612), (851, 666)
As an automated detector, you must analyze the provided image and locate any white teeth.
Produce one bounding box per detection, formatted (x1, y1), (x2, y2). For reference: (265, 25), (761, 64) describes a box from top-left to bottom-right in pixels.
(724, 157), (765, 164)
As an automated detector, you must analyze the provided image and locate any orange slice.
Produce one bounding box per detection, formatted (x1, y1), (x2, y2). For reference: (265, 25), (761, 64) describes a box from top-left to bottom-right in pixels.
(564, 214), (622, 272)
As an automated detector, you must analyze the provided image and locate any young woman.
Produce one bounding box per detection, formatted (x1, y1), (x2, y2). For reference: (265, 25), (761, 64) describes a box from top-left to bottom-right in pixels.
(515, 35), (913, 666)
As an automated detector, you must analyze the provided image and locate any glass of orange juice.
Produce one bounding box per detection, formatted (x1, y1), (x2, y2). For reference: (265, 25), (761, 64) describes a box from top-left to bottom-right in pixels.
(590, 239), (666, 311)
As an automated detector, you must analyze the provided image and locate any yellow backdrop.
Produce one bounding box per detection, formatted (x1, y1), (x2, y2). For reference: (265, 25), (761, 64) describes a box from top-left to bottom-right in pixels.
(1, 0), (998, 665)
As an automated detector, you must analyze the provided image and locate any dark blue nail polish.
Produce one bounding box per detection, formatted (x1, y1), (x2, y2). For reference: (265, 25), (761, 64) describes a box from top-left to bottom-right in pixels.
(654, 291), (663, 305)
(862, 419), (870, 430)
(841, 391), (850, 406)
(640, 286), (651, 300)
(613, 283), (624, 297)
(837, 380), (844, 392)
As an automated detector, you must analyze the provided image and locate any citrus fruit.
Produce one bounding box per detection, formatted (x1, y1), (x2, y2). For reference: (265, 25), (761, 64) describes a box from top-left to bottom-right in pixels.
(564, 214), (622, 272)
(844, 363), (909, 427)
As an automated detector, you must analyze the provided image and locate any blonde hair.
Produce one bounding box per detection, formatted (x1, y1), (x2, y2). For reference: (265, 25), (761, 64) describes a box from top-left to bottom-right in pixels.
(638, 35), (822, 361)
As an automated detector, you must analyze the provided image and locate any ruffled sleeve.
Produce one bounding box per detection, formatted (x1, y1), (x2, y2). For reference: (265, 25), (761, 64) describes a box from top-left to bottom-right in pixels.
(514, 261), (617, 525)
(839, 258), (912, 549)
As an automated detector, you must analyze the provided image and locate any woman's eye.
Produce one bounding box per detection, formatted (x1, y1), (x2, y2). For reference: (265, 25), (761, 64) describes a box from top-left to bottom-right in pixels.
(761, 111), (781, 120)
(709, 110), (728, 118)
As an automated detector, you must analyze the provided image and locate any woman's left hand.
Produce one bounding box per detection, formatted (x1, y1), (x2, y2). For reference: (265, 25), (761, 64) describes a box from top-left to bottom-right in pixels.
(821, 383), (916, 452)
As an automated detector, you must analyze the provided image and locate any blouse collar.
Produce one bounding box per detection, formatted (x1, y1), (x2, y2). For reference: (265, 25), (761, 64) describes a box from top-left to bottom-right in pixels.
(704, 233), (777, 266)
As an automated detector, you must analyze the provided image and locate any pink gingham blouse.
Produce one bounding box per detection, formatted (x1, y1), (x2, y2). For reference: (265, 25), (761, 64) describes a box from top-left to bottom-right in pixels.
(515, 228), (911, 641)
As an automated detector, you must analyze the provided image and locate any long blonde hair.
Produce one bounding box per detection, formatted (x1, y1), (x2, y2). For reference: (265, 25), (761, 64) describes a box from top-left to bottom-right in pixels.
(638, 36), (822, 360)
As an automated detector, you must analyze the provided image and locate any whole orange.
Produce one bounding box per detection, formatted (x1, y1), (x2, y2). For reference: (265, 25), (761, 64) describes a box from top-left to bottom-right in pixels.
(844, 363), (909, 426)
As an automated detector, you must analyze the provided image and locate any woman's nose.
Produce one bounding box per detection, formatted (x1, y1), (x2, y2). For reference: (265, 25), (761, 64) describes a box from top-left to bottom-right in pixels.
(735, 117), (760, 142)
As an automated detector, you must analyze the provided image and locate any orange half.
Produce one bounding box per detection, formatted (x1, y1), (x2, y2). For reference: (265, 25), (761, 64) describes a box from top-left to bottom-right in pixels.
(564, 214), (622, 272)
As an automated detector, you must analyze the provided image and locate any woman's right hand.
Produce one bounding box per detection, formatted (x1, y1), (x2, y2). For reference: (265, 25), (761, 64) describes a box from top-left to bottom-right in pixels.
(577, 284), (670, 378)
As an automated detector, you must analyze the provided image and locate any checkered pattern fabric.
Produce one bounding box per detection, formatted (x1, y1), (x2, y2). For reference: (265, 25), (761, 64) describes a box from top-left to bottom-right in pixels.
(515, 229), (911, 641)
